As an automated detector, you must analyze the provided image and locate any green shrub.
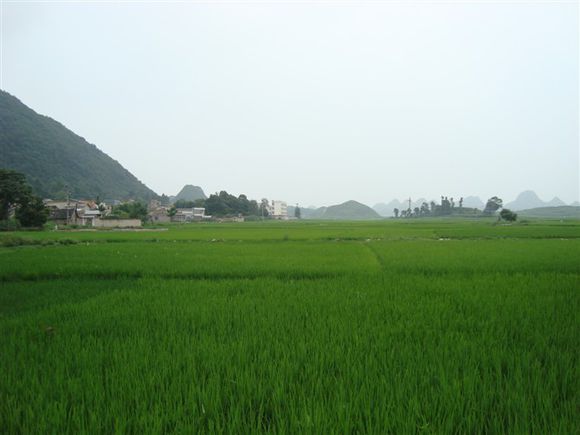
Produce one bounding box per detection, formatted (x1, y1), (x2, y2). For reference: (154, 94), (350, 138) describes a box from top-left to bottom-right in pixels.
(0, 219), (21, 232)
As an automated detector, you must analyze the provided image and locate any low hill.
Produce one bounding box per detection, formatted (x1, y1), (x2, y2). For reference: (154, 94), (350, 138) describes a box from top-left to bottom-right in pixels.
(518, 206), (580, 219)
(504, 191), (551, 211)
(0, 90), (157, 201)
(301, 206), (327, 219)
(288, 205), (324, 219)
(324, 201), (380, 219)
(305, 200), (380, 220)
(174, 185), (206, 202)
(462, 196), (484, 209)
(546, 197), (566, 207)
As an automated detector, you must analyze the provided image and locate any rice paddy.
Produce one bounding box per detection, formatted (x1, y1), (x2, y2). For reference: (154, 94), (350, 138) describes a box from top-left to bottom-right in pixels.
(1, 219), (578, 433)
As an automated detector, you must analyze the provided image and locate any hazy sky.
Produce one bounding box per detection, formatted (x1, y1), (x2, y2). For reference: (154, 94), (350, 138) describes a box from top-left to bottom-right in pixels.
(2, 0), (579, 206)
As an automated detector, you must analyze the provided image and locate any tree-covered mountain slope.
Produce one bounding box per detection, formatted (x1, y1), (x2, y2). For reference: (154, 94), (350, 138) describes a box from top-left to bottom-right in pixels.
(0, 90), (157, 200)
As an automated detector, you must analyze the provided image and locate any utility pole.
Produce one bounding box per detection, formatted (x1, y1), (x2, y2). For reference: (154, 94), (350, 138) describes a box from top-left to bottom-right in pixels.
(65, 184), (71, 225)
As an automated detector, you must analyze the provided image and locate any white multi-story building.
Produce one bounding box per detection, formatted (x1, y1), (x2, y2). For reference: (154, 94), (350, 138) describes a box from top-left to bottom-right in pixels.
(171, 207), (208, 222)
(269, 200), (288, 219)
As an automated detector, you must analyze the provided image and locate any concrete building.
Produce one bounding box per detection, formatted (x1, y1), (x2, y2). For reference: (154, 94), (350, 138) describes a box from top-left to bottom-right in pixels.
(78, 209), (101, 226)
(269, 200), (288, 220)
(171, 207), (209, 223)
(193, 208), (206, 220)
(148, 207), (171, 223)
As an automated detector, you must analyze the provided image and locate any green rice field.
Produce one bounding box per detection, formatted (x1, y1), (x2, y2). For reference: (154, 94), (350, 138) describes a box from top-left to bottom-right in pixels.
(1, 219), (579, 433)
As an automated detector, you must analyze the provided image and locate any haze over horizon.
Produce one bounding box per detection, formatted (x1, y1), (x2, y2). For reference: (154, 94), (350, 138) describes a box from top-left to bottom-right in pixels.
(2, 1), (578, 206)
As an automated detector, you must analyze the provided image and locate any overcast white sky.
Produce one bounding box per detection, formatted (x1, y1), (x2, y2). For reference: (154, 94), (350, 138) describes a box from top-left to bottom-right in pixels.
(2, 0), (578, 206)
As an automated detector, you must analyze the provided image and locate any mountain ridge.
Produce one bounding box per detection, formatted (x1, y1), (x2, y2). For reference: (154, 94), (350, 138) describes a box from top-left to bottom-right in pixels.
(0, 90), (157, 201)
(373, 192), (575, 216)
(504, 190), (571, 211)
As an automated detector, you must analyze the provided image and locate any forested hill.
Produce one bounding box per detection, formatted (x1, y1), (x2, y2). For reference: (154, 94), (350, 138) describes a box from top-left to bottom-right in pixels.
(0, 90), (157, 200)
(301, 200), (381, 220)
(174, 184), (207, 202)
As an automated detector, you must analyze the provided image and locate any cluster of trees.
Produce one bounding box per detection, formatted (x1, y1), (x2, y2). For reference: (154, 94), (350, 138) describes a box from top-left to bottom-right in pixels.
(159, 194), (172, 206)
(172, 199), (205, 209)
(111, 201), (148, 221)
(104, 191), (272, 223)
(393, 196), (467, 218)
(204, 192), (262, 217)
(483, 196), (502, 215)
(500, 208), (517, 222)
(169, 194), (304, 220)
(481, 196), (517, 220)
(170, 191), (269, 218)
(393, 195), (517, 221)
(0, 169), (48, 229)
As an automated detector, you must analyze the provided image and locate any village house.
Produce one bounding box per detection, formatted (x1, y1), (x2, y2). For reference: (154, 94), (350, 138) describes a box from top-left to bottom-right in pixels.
(45, 199), (97, 226)
(268, 200), (288, 220)
(44, 198), (140, 227)
(148, 207), (171, 223)
(171, 207), (209, 223)
(77, 209), (101, 226)
(47, 208), (74, 226)
(146, 199), (172, 223)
